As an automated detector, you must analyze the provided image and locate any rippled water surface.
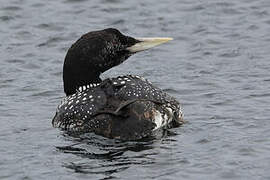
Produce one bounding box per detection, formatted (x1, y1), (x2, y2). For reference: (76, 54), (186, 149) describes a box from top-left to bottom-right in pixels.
(1, 0), (270, 179)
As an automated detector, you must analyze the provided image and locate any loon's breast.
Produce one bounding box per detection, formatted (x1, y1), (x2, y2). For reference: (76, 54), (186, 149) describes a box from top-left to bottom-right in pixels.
(52, 75), (183, 140)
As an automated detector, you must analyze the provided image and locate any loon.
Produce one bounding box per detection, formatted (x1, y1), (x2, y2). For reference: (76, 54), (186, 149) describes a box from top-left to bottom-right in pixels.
(52, 28), (184, 140)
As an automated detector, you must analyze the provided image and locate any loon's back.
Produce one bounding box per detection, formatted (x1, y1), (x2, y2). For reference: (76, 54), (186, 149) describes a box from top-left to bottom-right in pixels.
(53, 75), (183, 140)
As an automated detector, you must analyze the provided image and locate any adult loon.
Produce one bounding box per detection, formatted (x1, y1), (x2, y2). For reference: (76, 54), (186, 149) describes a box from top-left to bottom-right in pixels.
(52, 28), (184, 140)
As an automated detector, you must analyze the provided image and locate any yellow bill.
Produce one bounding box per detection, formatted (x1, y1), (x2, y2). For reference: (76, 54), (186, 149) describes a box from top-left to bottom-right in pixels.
(127, 37), (173, 53)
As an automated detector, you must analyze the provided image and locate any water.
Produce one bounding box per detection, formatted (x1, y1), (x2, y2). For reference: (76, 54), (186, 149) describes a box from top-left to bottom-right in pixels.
(1, 0), (270, 179)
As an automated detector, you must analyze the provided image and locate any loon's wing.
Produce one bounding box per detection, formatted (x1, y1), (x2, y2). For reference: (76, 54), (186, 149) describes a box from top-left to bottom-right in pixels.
(112, 75), (179, 106)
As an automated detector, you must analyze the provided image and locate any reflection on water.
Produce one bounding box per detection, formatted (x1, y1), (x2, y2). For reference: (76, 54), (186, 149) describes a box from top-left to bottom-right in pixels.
(56, 130), (176, 176)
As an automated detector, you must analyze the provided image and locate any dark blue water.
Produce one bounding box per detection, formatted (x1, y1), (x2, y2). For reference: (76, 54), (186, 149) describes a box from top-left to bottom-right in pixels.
(1, 0), (270, 179)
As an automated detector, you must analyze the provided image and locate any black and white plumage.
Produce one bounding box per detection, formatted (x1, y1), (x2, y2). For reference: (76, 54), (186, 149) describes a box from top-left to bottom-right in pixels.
(52, 28), (184, 140)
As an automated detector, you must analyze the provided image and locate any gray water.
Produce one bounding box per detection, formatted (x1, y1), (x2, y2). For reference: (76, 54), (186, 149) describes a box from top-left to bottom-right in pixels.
(1, 0), (270, 179)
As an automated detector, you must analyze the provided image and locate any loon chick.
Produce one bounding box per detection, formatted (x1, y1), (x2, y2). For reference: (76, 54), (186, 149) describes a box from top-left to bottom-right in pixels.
(52, 28), (184, 140)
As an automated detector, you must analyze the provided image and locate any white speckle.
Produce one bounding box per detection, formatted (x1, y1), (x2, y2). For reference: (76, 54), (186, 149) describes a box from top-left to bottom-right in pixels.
(113, 82), (118, 85)
(120, 81), (125, 84)
(76, 100), (80, 104)
(89, 95), (93, 98)
(83, 86), (86, 90)
(68, 101), (73, 105)
(166, 107), (173, 114)
(82, 97), (87, 101)
(69, 105), (73, 110)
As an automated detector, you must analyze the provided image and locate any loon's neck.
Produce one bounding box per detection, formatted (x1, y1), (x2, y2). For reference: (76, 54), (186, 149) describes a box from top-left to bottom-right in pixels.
(63, 70), (102, 96)
(63, 55), (102, 96)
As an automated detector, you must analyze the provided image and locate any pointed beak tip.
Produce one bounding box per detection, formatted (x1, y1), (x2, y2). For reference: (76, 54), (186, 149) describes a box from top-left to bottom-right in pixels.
(137, 37), (173, 42)
(158, 37), (173, 43)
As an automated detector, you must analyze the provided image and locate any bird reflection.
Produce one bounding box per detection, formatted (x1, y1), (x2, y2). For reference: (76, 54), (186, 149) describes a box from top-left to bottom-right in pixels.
(56, 129), (178, 177)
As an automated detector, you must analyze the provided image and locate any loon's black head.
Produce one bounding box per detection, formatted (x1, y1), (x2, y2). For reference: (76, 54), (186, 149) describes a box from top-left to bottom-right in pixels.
(63, 28), (172, 96)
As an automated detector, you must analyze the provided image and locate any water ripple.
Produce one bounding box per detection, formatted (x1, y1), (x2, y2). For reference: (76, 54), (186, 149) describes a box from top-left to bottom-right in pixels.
(1, 0), (270, 179)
